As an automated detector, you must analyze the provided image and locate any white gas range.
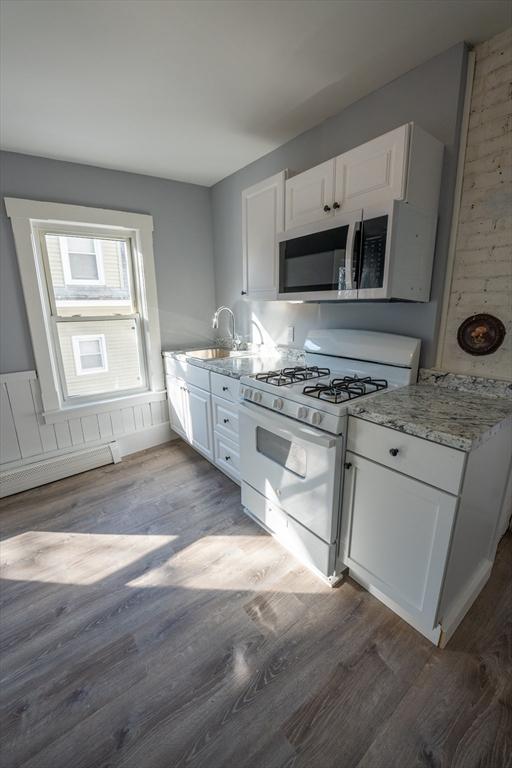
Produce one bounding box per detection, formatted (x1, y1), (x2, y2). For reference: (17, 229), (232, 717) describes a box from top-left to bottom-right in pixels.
(238, 329), (420, 584)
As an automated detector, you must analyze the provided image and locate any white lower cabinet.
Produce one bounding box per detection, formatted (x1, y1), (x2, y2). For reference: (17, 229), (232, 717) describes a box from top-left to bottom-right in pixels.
(166, 375), (213, 460)
(183, 382), (214, 461)
(165, 358), (240, 483)
(166, 375), (186, 439)
(343, 415), (512, 647)
(214, 432), (240, 481)
(341, 451), (457, 642)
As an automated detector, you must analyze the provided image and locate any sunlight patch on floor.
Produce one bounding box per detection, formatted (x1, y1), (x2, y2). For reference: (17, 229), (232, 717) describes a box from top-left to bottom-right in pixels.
(1, 531), (178, 585)
(128, 534), (331, 593)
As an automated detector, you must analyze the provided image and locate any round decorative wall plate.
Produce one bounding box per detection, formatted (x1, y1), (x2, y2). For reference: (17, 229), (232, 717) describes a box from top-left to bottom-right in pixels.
(457, 313), (506, 356)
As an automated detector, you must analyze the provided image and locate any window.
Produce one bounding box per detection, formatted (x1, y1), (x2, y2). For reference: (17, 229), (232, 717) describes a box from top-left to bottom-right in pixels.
(60, 236), (104, 285)
(5, 199), (164, 420)
(72, 335), (108, 375)
(41, 230), (146, 399)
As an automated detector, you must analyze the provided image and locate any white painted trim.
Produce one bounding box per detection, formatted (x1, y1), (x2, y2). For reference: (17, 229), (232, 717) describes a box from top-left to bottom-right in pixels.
(72, 334), (108, 375)
(4, 197), (153, 232)
(4, 197), (163, 414)
(438, 558), (492, 647)
(117, 422), (175, 456)
(435, 51), (476, 369)
(42, 388), (167, 424)
(0, 370), (37, 383)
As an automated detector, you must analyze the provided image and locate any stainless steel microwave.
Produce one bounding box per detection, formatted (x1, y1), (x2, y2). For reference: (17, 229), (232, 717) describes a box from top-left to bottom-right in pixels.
(277, 201), (437, 302)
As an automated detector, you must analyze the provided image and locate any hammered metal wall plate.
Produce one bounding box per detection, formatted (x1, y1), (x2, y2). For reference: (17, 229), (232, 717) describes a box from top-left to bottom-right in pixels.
(457, 314), (506, 356)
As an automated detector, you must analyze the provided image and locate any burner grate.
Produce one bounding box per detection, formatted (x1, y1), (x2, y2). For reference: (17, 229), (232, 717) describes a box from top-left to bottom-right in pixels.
(255, 366), (330, 386)
(303, 375), (388, 403)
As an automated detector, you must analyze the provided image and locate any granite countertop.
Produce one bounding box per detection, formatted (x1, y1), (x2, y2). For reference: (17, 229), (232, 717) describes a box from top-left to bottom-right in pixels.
(163, 347), (305, 379)
(348, 383), (512, 452)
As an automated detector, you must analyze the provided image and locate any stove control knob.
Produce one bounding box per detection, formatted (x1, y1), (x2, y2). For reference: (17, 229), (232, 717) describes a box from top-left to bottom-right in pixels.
(244, 388), (252, 399)
(252, 391), (262, 403)
(297, 406), (308, 419)
(311, 411), (323, 426)
(273, 398), (284, 411)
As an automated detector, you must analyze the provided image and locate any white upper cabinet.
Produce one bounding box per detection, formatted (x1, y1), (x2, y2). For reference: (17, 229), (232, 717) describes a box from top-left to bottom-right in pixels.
(334, 124), (409, 212)
(242, 171), (285, 300)
(285, 159), (335, 230)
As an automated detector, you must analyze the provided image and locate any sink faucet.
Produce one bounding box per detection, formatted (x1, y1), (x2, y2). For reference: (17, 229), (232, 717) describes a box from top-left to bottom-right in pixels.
(212, 306), (243, 350)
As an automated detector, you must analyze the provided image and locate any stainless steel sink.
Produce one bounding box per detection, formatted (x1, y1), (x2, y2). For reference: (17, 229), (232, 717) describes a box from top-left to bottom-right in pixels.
(185, 348), (248, 360)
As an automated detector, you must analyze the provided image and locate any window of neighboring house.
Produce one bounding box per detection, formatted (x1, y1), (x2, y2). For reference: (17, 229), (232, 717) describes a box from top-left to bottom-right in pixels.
(72, 335), (108, 375)
(61, 236), (105, 285)
(5, 199), (164, 419)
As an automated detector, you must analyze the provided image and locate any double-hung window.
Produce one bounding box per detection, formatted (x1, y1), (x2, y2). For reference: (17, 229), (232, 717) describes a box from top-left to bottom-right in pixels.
(41, 228), (147, 400)
(5, 199), (164, 420)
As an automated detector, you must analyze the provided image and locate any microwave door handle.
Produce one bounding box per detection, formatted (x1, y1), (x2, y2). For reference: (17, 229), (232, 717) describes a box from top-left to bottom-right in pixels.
(344, 219), (361, 291)
(240, 401), (336, 449)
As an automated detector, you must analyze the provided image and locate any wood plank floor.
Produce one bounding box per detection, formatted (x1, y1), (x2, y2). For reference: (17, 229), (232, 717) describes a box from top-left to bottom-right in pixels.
(1, 441), (510, 768)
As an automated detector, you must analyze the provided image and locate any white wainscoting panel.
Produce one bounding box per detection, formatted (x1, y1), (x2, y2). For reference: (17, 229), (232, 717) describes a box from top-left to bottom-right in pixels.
(0, 371), (172, 473)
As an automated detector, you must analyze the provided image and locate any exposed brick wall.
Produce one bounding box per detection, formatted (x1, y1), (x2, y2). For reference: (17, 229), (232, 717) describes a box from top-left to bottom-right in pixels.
(441, 27), (512, 380)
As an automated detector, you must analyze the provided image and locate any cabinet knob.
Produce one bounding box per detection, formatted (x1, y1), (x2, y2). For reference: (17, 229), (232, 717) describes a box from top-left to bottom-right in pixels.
(223, 418), (230, 424)
(222, 386), (229, 392)
(333, 201), (340, 209)
(389, 448), (400, 457)
(225, 455), (231, 461)
(241, 290), (247, 295)
(344, 462), (352, 470)
(323, 204), (331, 212)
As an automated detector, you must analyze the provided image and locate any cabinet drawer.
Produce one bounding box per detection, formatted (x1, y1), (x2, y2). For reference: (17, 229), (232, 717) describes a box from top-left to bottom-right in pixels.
(212, 396), (239, 440)
(164, 356), (210, 391)
(210, 372), (240, 403)
(214, 433), (240, 481)
(347, 417), (465, 495)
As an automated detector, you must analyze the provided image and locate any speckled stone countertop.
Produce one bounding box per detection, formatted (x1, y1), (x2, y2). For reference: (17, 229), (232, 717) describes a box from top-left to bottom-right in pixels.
(162, 346), (305, 379)
(348, 384), (512, 452)
(419, 368), (512, 399)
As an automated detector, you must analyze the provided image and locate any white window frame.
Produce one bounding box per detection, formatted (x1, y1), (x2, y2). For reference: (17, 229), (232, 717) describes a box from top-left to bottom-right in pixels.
(72, 334), (108, 375)
(5, 198), (165, 423)
(60, 236), (105, 285)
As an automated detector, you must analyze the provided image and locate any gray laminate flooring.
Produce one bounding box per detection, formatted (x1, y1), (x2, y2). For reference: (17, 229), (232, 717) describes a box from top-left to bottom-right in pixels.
(1, 441), (510, 768)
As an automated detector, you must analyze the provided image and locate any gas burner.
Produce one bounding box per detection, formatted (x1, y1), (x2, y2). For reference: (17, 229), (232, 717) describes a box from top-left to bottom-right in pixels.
(255, 365), (330, 386)
(303, 375), (388, 403)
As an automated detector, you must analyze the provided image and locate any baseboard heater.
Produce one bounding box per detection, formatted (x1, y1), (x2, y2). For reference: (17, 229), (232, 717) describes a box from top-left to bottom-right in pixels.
(0, 442), (121, 498)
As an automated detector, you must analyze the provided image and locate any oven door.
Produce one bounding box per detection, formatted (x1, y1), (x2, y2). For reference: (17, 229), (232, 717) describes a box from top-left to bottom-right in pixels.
(277, 210), (361, 301)
(239, 401), (342, 543)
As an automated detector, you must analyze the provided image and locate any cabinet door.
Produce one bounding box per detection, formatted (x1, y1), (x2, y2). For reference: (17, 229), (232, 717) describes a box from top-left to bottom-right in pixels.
(335, 124), (409, 212)
(183, 382), (213, 461)
(285, 159), (335, 230)
(242, 171), (285, 300)
(341, 451), (457, 638)
(166, 375), (186, 439)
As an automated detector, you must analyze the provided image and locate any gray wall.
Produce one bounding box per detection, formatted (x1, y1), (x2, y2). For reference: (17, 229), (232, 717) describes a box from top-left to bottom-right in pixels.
(0, 151), (216, 373)
(211, 43), (469, 367)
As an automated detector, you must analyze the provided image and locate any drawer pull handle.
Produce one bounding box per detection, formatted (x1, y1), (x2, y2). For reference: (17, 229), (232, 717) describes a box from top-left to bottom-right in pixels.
(223, 418), (230, 424)
(222, 386), (229, 392)
(224, 455), (231, 461)
(344, 462), (352, 470)
(389, 448), (400, 457)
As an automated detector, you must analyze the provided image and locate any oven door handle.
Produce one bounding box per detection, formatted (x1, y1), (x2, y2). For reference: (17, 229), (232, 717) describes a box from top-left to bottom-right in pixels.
(240, 401), (337, 449)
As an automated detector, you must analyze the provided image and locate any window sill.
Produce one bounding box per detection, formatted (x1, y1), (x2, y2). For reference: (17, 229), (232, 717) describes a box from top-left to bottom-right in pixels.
(42, 390), (167, 424)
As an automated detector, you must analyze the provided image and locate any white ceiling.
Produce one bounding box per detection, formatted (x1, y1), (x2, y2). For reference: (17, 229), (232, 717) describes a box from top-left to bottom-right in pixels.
(1, 0), (510, 186)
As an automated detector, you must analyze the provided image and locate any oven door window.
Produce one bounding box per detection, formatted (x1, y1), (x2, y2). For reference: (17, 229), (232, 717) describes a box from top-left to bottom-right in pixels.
(256, 426), (307, 479)
(279, 225), (352, 293)
(358, 215), (388, 290)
